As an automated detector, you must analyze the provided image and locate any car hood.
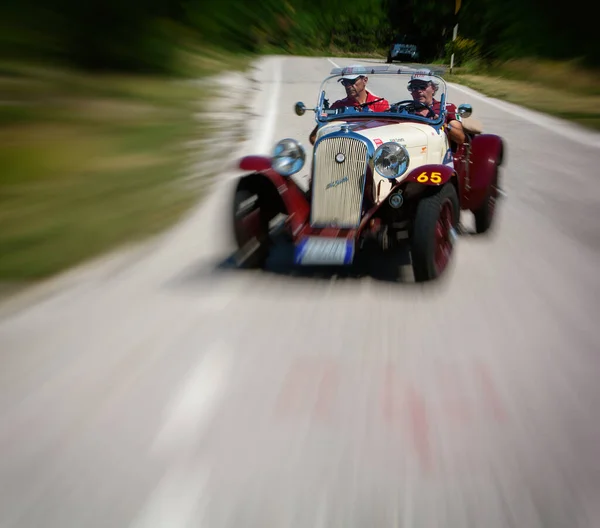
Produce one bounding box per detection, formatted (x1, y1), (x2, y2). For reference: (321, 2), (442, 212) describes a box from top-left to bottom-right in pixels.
(316, 119), (433, 149)
(314, 119), (449, 202)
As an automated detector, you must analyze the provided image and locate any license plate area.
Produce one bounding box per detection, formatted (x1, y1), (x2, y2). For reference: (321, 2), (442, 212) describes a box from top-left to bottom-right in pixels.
(294, 237), (354, 266)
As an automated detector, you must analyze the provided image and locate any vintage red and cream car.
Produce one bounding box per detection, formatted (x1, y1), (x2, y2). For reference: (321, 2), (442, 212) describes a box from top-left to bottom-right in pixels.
(232, 65), (505, 281)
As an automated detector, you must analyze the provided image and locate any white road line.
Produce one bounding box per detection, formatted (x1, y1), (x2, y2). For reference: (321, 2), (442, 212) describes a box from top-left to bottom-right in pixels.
(129, 460), (210, 528)
(150, 341), (232, 456)
(327, 58), (340, 68)
(255, 58), (282, 154)
(130, 342), (232, 528)
(448, 82), (600, 149)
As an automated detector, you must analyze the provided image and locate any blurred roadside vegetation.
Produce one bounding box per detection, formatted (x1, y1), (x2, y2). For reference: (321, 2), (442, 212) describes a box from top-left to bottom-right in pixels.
(0, 47), (249, 282)
(447, 58), (600, 130)
(1, 0), (598, 284)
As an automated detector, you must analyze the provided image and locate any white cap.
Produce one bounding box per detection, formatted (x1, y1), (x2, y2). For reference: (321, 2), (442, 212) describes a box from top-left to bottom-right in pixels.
(409, 71), (439, 87)
(338, 64), (369, 81)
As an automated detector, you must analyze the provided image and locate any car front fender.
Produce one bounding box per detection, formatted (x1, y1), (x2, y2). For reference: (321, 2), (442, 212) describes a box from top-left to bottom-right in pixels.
(239, 155), (272, 172)
(354, 164), (457, 239)
(235, 169), (310, 236)
(401, 164), (455, 186)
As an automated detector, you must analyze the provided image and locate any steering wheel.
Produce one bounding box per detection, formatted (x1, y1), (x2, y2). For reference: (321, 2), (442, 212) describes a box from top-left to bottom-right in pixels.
(390, 100), (435, 118)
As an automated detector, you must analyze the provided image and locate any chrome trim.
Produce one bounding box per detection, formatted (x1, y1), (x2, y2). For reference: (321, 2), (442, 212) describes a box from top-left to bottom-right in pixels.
(271, 138), (306, 177)
(314, 128), (376, 157)
(389, 192), (404, 209)
(457, 103), (472, 118)
(373, 142), (410, 179)
(313, 128), (376, 172)
(310, 129), (374, 228)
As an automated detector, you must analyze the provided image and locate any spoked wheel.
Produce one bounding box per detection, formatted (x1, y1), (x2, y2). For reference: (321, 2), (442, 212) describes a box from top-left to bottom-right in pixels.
(233, 188), (271, 268)
(410, 183), (459, 282)
(473, 166), (499, 234)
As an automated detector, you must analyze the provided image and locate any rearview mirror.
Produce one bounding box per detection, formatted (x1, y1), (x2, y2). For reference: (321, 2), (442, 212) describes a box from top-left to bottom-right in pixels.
(458, 104), (472, 118)
(294, 102), (306, 116)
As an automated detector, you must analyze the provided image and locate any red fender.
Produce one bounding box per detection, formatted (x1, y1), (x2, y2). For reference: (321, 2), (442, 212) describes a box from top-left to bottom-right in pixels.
(236, 161), (310, 235)
(402, 164), (455, 186)
(465, 134), (504, 210)
(239, 155), (272, 172)
(354, 164), (456, 239)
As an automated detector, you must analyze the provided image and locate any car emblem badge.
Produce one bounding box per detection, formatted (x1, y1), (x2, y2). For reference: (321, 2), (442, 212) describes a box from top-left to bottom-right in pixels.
(335, 153), (345, 163)
(326, 175), (349, 190)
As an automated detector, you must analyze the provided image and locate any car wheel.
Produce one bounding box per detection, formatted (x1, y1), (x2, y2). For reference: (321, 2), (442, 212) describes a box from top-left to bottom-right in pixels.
(233, 188), (271, 268)
(410, 183), (459, 282)
(386, 54), (392, 63)
(473, 166), (499, 234)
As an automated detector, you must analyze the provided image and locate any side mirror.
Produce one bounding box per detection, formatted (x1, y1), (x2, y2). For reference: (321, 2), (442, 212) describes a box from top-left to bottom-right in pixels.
(294, 102), (306, 116)
(458, 103), (472, 118)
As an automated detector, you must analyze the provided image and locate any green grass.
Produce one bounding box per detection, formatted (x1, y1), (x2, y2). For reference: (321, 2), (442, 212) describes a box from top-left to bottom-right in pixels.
(0, 50), (249, 282)
(489, 58), (600, 96)
(447, 72), (600, 131)
(447, 58), (600, 131)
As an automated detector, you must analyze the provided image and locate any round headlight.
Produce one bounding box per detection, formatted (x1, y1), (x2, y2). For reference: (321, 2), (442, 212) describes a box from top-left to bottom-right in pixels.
(373, 142), (410, 179)
(271, 138), (306, 176)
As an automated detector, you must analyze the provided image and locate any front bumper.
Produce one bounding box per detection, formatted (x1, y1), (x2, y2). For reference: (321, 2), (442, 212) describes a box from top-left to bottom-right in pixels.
(293, 234), (355, 266)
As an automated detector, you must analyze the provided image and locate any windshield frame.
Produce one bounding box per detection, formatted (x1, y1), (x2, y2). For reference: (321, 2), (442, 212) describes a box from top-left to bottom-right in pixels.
(314, 66), (448, 130)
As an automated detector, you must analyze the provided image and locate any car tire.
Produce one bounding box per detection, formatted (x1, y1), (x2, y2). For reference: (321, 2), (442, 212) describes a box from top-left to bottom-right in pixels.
(410, 183), (459, 282)
(233, 188), (271, 268)
(386, 54), (392, 63)
(473, 166), (499, 234)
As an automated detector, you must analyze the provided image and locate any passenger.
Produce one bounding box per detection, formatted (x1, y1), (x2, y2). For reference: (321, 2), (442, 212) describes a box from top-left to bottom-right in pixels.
(407, 73), (465, 145)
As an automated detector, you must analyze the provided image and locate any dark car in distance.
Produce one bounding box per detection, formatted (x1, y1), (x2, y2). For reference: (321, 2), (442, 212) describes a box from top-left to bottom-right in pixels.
(387, 35), (420, 63)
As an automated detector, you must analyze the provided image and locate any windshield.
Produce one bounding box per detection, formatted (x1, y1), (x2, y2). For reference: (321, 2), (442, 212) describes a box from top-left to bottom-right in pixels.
(315, 66), (447, 127)
(394, 34), (416, 43)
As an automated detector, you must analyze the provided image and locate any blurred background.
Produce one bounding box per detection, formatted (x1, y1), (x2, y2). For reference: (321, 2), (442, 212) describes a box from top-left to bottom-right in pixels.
(2, 2), (600, 527)
(1, 0), (598, 288)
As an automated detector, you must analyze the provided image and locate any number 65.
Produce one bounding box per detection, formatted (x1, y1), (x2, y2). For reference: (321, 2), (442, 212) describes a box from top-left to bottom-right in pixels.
(416, 171), (442, 184)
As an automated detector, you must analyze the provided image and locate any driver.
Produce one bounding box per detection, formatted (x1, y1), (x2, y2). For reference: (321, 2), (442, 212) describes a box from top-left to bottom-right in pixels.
(309, 66), (390, 145)
(407, 73), (465, 145)
(331, 68), (390, 112)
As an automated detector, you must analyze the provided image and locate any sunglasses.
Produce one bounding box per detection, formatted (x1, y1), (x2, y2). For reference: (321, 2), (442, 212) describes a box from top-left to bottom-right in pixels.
(341, 77), (363, 86)
(408, 82), (430, 91)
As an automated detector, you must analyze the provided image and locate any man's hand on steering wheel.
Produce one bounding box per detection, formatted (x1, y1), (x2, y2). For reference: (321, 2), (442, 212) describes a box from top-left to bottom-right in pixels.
(391, 100), (435, 118)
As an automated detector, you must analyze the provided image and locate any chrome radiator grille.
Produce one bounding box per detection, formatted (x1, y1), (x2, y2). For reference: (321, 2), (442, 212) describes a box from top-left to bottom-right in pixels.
(311, 136), (368, 227)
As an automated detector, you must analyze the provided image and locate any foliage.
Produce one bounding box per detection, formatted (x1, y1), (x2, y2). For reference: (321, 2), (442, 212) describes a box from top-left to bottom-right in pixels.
(445, 36), (481, 66)
(0, 0), (598, 72)
(455, 0), (599, 67)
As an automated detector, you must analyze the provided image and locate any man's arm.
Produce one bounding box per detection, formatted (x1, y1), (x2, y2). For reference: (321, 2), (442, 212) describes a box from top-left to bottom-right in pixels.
(446, 119), (465, 145)
(444, 103), (466, 145)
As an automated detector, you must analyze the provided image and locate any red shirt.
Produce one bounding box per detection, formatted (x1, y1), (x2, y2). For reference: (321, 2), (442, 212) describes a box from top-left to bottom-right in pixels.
(331, 90), (390, 112)
(430, 99), (457, 123)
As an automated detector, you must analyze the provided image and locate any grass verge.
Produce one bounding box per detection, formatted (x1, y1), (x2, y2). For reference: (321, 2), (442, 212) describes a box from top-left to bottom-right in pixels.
(0, 50), (250, 284)
(447, 58), (600, 131)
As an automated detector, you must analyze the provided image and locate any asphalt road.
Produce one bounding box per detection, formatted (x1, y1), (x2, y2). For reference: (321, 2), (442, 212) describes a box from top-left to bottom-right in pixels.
(1, 55), (600, 528)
